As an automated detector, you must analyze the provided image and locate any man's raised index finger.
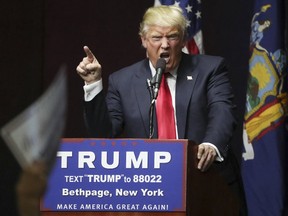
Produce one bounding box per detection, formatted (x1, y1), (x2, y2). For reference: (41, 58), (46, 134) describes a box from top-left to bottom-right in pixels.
(83, 46), (94, 61)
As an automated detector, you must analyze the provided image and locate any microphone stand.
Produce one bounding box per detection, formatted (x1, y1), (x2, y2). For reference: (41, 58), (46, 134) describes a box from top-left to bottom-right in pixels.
(147, 79), (156, 139)
(147, 58), (165, 139)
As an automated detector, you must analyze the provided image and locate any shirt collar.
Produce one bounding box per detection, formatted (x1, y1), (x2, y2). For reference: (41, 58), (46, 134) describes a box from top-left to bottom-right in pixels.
(149, 60), (178, 78)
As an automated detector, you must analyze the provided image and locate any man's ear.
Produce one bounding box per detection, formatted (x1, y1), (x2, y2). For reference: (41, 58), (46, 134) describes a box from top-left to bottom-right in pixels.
(182, 40), (187, 49)
(141, 37), (147, 48)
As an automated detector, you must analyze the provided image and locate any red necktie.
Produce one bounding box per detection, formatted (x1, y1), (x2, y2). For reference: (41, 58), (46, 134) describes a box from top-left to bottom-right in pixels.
(156, 73), (176, 139)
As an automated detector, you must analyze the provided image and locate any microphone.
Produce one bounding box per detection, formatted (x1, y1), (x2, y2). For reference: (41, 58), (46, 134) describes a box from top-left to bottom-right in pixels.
(151, 58), (166, 99)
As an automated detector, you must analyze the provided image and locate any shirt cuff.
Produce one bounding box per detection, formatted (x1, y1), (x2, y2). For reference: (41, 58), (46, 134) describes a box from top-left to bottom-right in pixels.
(202, 142), (224, 162)
(83, 79), (103, 101)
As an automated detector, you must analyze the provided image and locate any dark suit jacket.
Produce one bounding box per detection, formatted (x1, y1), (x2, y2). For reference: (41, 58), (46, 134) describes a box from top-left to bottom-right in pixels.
(84, 52), (239, 181)
(84, 53), (236, 149)
(84, 53), (248, 215)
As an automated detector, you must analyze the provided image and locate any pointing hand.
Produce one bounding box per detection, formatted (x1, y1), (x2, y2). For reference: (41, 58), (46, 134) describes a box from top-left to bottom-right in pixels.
(76, 46), (102, 84)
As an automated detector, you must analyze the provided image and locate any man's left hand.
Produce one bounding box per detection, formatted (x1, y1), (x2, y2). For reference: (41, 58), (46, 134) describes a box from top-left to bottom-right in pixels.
(197, 143), (217, 172)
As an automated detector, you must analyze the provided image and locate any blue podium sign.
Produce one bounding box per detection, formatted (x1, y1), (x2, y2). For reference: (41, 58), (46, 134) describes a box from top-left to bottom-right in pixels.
(41, 139), (188, 212)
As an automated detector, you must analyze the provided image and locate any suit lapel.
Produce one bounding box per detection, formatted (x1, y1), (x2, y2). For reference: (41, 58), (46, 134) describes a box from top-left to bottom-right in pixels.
(176, 54), (199, 139)
(132, 59), (157, 138)
(131, 55), (199, 139)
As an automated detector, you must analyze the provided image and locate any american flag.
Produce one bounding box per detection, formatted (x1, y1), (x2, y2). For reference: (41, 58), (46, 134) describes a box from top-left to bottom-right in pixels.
(154, 0), (204, 54)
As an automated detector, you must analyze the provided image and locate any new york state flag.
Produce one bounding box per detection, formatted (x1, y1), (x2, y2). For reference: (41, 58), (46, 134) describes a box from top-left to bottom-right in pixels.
(242, 0), (287, 215)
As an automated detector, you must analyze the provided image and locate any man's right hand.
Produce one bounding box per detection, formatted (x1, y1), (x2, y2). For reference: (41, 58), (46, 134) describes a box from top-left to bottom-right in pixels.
(76, 46), (102, 84)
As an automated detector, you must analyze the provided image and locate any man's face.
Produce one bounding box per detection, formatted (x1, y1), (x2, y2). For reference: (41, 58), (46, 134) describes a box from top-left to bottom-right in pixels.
(141, 25), (186, 72)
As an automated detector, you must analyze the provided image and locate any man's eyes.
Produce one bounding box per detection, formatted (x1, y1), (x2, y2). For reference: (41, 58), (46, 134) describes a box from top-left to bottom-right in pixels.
(167, 35), (179, 40)
(151, 35), (179, 41)
(152, 36), (162, 41)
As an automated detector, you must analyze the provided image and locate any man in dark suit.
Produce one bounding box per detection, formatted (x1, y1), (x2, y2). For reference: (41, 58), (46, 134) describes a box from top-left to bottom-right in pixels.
(77, 5), (246, 215)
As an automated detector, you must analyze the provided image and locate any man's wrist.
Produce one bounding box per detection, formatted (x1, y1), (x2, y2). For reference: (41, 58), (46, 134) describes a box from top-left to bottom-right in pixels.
(83, 78), (103, 101)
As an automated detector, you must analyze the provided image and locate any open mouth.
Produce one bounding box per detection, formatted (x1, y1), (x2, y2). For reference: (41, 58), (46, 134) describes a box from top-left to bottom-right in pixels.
(160, 53), (170, 63)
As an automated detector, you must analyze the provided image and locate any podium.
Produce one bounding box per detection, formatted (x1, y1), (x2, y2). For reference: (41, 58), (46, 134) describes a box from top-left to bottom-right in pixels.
(41, 139), (240, 216)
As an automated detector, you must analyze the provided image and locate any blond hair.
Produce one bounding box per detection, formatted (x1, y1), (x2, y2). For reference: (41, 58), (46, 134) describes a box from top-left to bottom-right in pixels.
(139, 5), (188, 39)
